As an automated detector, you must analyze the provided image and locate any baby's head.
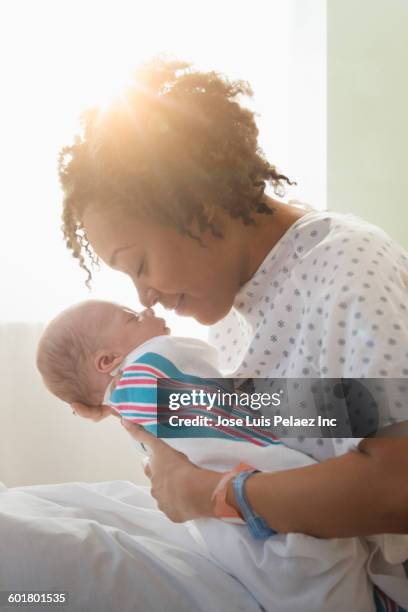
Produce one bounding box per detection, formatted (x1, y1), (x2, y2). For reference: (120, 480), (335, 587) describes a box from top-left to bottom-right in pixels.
(36, 300), (170, 406)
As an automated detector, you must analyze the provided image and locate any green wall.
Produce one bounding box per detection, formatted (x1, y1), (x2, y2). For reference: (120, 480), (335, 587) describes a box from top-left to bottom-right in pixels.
(328, 0), (408, 248)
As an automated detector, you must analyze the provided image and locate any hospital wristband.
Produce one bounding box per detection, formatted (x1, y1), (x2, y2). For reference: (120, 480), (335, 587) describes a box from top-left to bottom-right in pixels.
(211, 462), (255, 522)
(232, 470), (277, 540)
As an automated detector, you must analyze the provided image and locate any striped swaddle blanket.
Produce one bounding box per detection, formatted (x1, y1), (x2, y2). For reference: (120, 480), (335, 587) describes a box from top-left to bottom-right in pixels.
(103, 335), (315, 473)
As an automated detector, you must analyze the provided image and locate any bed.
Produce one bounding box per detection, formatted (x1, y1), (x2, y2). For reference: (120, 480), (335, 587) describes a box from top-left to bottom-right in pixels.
(0, 479), (263, 612)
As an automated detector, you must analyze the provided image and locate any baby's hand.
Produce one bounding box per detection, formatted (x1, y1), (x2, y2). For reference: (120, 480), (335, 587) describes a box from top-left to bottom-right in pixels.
(71, 402), (120, 422)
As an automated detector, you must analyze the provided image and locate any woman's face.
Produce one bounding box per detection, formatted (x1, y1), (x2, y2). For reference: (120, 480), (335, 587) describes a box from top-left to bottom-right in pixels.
(82, 206), (244, 325)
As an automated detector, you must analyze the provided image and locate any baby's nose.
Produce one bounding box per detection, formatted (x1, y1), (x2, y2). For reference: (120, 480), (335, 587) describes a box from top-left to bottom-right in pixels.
(142, 307), (155, 318)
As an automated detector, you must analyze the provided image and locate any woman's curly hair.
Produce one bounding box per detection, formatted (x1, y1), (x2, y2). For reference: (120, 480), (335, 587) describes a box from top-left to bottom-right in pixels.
(59, 56), (296, 286)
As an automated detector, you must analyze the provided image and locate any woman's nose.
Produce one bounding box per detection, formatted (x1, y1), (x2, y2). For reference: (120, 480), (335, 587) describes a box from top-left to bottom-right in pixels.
(131, 275), (158, 309)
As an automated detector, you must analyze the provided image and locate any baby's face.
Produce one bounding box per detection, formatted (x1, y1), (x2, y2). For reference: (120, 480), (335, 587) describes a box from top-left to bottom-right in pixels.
(94, 302), (170, 356)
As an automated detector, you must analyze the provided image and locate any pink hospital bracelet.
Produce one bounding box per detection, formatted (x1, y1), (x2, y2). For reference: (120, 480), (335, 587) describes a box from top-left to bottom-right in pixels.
(211, 462), (256, 522)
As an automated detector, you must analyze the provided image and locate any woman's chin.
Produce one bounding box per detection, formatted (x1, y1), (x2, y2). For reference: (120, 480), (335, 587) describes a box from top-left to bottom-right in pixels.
(178, 296), (231, 325)
(193, 309), (226, 326)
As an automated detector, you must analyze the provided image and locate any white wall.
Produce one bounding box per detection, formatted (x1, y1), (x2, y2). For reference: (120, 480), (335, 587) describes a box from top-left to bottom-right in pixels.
(0, 323), (148, 487)
(327, 0), (408, 248)
(288, 0), (327, 210)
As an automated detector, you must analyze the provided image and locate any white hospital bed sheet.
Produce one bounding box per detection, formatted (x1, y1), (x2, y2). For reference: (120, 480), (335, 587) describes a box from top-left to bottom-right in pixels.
(0, 480), (261, 612)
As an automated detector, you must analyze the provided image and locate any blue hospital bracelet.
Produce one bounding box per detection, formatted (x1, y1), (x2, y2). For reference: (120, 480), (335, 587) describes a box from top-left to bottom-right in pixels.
(232, 470), (277, 540)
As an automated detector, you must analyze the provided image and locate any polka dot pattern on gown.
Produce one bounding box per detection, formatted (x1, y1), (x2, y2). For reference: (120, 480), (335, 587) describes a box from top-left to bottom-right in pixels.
(208, 210), (408, 462)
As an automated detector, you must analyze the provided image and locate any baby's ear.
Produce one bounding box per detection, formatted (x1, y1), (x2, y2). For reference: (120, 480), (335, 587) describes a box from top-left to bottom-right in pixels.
(94, 350), (123, 374)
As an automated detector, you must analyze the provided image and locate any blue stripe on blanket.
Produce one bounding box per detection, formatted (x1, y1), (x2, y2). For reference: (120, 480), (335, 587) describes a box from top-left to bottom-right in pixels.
(110, 352), (283, 445)
(374, 586), (407, 611)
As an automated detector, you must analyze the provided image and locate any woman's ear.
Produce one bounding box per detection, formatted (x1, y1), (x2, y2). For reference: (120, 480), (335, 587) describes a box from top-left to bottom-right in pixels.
(94, 350), (123, 374)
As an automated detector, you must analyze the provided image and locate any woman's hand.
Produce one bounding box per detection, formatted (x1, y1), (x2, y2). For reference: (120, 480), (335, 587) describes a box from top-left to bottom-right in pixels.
(122, 420), (221, 522)
(71, 372), (123, 422)
(71, 402), (120, 422)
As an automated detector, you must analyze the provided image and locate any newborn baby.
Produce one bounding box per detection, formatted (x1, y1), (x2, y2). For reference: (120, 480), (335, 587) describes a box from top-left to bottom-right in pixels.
(36, 299), (313, 471)
(36, 299), (380, 612)
(37, 300), (275, 464)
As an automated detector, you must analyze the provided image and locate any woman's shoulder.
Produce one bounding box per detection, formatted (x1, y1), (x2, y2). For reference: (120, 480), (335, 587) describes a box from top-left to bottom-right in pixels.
(291, 208), (387, 237)
(292, 209), (407, 270)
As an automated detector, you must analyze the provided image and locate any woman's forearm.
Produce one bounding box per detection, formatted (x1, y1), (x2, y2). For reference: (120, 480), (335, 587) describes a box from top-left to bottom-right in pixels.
(187, 438), (408, 538)
(223, 438), (408, 538)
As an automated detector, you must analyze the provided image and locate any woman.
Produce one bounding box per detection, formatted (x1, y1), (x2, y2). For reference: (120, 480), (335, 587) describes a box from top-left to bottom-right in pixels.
(61, 58), (408, 607)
